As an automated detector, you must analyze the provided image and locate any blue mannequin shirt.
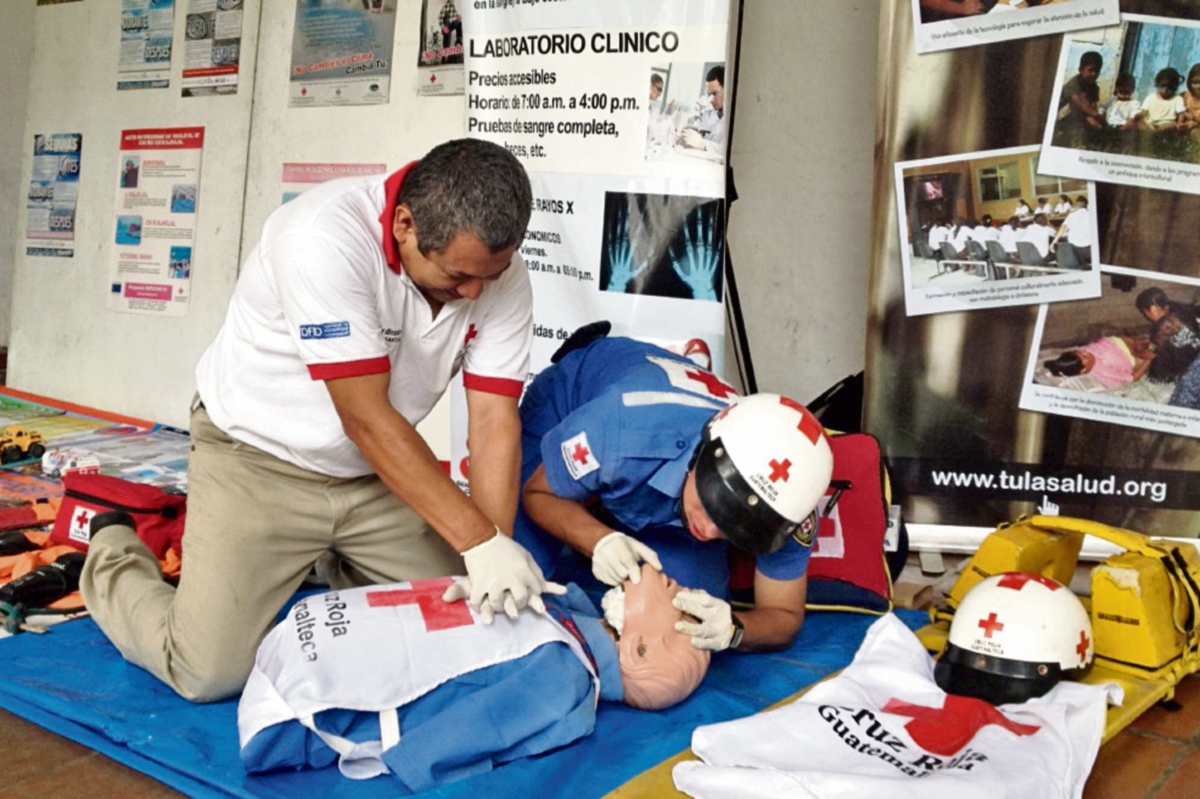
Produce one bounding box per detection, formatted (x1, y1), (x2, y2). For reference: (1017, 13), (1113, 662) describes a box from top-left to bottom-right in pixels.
(515, 337), (811, 597)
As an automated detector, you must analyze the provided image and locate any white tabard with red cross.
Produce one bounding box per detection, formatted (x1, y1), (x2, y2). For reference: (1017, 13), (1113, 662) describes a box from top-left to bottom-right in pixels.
(672, 613), (1121, 799)
(238, 577), (597, 778)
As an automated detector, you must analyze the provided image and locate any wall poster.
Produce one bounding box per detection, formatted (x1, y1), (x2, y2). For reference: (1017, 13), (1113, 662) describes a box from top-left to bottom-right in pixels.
(108, 127), (205, 317)
(417, 0), (465, 95)
(119, 0), (174, 90)
(288, 0), (397, 107)
(26, 133), (82, 259)
(182, 0), (245, 97)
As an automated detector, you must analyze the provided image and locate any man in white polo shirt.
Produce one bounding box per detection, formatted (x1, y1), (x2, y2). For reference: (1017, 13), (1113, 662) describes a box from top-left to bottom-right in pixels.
(80, 139), (562, 702)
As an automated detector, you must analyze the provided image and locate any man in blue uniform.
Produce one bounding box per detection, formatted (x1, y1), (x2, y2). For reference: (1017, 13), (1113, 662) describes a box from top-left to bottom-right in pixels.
(515, 328), (834, 653)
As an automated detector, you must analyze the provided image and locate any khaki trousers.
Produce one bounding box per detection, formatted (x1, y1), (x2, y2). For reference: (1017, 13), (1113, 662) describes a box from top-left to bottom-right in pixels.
(80, 404), (464, 702)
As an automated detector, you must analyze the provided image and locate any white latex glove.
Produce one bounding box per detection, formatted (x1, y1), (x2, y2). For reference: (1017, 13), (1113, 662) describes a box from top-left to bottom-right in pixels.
(591, 531), (662, 586)
(441, 531), (567, 624)
(679, 127), (706, 149)
(672, 589), (735, 651)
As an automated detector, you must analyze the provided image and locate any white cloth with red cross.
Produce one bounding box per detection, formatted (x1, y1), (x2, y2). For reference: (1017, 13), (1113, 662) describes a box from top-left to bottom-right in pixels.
(673, 613), (1120, 799)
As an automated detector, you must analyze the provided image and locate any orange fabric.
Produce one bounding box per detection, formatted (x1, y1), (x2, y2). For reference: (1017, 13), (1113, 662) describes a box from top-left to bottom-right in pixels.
(0, 528), (177, 612)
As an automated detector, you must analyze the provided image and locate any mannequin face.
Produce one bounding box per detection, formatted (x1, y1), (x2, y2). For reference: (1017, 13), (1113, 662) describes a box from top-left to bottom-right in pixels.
(617, 565), (711, 710)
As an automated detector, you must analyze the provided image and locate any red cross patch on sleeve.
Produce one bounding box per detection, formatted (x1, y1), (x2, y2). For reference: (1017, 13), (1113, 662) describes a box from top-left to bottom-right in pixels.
(561, 431), (600, 481)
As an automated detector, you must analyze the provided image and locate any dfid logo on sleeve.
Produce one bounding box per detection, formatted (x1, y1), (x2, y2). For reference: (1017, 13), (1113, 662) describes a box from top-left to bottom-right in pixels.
(300, 321), (351, 340)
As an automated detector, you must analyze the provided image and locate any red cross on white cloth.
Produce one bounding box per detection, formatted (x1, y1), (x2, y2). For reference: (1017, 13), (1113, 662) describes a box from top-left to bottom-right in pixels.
(561, 431), (599, 481)
(884, 696), (1041, 756)
(684, 368), (737, 399)
(367, 577), (474, 632)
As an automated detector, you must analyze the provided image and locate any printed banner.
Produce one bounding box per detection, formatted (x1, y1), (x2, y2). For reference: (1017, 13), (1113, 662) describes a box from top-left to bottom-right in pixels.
(182, 0), (245, 97)
(417, 0), (465, 95)
(865, 0), (1200, 538)
(452, 0), (733, 488)
(279, 161), (387, 204)
(108, 127), (205, 317)
(26, 133), (82, 259)
(288, 0), (396, 107)
(119, 0), (174, 90)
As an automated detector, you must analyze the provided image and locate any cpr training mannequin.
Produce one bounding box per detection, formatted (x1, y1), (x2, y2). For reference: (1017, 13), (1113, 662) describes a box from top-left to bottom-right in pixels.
(238, 564), (709, 792)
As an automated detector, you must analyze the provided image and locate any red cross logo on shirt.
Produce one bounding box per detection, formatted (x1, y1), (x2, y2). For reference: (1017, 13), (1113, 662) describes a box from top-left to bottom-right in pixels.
(1077, 630), (1091, 663)
(768, 458), (791, 483)
(778, 397), (823, 445)
(571, 442), (591, 465)
(684, 369), (736, 399)
(996, 572), (1061, 592)
(462, 324), (478, 348)
(977, 612), (1004, 638)
(367, 577), (474, 632)
(883, 696), (1041, 756)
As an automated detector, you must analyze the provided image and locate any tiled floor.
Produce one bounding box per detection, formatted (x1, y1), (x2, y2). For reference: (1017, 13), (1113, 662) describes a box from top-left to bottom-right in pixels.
(1084, 675), (1200, 799)
(2, 677), (1200, 798)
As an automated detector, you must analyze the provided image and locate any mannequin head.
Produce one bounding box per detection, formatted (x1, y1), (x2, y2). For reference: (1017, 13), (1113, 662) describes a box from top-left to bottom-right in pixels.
(611, 565), (711, 710)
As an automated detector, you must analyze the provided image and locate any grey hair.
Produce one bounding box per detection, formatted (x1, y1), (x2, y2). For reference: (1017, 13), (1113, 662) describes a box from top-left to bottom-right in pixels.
(398, 138), (532, 255)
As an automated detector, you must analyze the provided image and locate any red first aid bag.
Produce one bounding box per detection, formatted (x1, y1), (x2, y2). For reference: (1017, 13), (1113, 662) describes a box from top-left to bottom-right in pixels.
(50, 473), (186, 558)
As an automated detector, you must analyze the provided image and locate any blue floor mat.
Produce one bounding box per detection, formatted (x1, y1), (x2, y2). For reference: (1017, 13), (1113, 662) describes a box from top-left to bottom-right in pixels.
(0, 608), (928, 798)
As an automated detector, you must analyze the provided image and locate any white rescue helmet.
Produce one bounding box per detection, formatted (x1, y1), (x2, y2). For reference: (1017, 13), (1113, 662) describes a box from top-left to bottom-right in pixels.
(935, 572), (1094, 705)
(692, 393), (834, 554)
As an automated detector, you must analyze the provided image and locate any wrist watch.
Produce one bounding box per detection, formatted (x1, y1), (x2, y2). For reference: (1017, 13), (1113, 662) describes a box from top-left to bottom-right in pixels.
(729, 614), (745, 649)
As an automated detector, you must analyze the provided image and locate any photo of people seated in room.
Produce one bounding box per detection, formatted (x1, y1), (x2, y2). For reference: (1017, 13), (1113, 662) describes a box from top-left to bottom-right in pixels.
(901, 149), (1092, 289)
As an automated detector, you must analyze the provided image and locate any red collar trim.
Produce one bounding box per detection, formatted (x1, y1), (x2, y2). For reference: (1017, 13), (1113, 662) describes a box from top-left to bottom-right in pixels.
(379, 160), (418, 275)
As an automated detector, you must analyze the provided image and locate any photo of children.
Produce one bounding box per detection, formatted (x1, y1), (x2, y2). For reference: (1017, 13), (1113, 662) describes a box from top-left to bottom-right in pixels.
(1020, 274), (1200, 438)
(1040, 15), (1200, 196)
(644, 62), (727, 166)
(910, 0), (1117, 55)
(895, 145), (1101, 316)
(598, 191), (724, 303)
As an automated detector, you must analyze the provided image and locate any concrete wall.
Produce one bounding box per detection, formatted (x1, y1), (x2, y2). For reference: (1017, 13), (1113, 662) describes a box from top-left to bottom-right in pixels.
(0, 1), (35, 353)
(726, 0), (879, 405)
(0, 0), (879, 447)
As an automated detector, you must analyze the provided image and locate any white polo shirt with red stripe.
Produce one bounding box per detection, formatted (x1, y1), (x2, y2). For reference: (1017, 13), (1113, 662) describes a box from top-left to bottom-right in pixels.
(195, 164), (532, 478)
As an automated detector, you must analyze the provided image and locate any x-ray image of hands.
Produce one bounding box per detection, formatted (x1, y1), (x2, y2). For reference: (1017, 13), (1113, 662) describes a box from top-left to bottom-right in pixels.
(670, 206), (722, 301)
(604, 204), (652, 293)
(599, 192), (724, 302)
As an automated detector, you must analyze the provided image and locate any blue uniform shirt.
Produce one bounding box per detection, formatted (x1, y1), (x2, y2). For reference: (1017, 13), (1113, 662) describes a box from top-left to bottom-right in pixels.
(515, 337), (811, 597)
